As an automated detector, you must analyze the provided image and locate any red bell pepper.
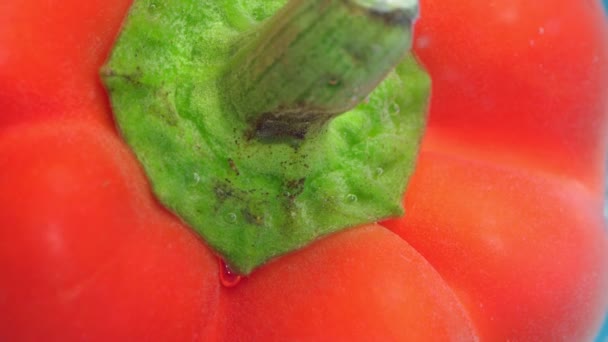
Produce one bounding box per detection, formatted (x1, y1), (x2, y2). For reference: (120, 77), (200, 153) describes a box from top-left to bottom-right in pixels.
(1, 0), (607, 341)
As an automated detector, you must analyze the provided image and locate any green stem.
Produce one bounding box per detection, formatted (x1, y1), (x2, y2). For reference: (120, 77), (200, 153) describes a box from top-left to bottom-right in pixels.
(224, 0), (417, 140)
(102, 0), (428, 274)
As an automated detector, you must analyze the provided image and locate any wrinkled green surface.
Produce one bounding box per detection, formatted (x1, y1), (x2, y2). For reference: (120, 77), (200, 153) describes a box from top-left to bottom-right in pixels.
(103, 0), (429, 274)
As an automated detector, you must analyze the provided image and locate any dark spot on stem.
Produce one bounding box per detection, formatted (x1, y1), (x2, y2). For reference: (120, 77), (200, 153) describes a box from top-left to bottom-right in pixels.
(153, 89), (179, 126)
(100, 67), (144, 85)
(228, 158), (240, 176)
(214, 182), (245, 206)
(285, 178), (306, 200)
(242, 208), (264, 226)
(328, 78), (340, 86)
(249, 105), (334, 141)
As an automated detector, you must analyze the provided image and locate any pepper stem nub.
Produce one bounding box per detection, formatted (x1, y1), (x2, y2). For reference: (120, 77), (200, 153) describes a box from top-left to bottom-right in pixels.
(223, 0), (418, 141)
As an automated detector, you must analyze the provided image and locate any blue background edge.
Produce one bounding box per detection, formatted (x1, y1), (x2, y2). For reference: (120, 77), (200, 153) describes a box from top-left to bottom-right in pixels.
(599, 2), (607, 341)
(600, 3), (607, 342)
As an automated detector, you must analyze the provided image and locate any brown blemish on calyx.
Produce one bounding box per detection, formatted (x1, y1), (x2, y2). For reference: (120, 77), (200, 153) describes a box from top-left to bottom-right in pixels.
(154, 89), (179, 126)
(242, 208), (264, 226)
(100, 67), (144, 85)
(102, 67), (180, 126)
(228, 158), (240, 175)
(284, 178), (306, 200)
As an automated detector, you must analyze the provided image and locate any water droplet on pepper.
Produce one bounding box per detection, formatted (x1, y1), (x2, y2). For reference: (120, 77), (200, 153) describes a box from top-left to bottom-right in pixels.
(219, 259), (242, 287)
(375, 167), (384, 177)
(224, 212), (237, 224)
(345, 193), (358, 203)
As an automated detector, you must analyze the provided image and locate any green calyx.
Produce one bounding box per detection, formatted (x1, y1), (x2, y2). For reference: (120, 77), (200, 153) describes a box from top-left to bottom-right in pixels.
(102, 0), (429, 274)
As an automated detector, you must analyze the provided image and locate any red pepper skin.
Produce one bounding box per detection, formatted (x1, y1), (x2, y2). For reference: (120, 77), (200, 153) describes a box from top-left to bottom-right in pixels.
(1, 0), (607, 341)
(384, 0), (608, 340)
(0, 1), (132, 131)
